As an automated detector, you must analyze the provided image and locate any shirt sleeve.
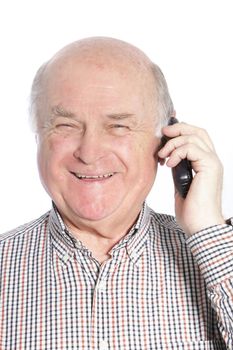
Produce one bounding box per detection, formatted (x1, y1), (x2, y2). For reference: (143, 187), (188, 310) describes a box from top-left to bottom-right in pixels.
(186, 219), (233, 349)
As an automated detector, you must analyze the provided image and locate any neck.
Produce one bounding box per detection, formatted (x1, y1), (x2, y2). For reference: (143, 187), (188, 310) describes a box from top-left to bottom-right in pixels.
(61, 205), (142, 262)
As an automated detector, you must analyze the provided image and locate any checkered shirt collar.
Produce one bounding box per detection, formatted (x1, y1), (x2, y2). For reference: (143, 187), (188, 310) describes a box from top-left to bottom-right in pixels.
(49, 202), (151, 263)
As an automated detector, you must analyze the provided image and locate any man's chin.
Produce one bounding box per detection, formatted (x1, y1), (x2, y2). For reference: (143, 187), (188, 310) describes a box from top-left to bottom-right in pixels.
(67, 203), (119, 223)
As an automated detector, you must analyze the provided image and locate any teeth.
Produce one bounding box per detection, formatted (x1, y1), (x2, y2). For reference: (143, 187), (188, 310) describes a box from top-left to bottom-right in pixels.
(75, 173), (114, 179)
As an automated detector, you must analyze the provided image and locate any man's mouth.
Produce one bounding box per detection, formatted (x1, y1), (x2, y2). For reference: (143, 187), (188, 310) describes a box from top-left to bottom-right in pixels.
(71, 172), (115, 180)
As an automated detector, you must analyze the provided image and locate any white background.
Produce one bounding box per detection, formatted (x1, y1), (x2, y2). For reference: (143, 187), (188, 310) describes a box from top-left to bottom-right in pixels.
(0, 0), (232, 232)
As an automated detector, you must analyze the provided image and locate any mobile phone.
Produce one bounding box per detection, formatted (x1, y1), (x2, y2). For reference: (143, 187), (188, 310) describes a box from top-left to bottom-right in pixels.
(160, 117), (193, 198)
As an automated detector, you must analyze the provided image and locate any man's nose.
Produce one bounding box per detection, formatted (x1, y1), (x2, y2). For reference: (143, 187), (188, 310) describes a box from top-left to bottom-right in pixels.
(73, 128), (108, 165)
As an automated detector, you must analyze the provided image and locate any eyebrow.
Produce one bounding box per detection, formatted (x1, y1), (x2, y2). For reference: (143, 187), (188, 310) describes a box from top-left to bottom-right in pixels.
(51, 105), (136, 121)
(106, 113), (136, 120)
(51, 105), (76, 119)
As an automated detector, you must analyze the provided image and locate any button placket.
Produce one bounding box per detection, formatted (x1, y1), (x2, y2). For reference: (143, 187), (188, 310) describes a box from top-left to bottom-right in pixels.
(97, 280), (106, 292)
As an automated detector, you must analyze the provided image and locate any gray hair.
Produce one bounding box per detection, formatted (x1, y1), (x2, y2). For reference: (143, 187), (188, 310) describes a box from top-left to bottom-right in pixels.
(29, 59), (174, 135)
(29, 61), (49, 132)
(150, 63), (175, 136)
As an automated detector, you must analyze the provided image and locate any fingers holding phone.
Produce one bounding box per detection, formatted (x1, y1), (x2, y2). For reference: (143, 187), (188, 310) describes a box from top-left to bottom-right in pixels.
(158, 118), (225, 235)
(159, 117), (193, 198)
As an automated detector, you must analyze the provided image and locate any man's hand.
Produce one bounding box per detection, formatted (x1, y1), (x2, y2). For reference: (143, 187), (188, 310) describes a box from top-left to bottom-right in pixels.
(158, 122), (225, 236)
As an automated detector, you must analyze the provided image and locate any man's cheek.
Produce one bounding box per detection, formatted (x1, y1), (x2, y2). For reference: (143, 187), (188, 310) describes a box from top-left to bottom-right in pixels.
(41, 135), (72, 158)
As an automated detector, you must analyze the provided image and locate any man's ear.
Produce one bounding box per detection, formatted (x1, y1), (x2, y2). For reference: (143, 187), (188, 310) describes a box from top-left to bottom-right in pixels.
(170, 110), (176, 118)
(154, 143), (165, 166)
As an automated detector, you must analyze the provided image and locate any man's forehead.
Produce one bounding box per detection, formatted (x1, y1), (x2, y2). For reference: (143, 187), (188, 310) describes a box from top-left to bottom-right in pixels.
(45, 54), (155, 107)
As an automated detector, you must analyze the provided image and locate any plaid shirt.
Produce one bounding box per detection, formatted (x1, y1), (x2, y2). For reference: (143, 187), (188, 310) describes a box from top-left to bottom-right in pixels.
(0, 203), (233, 350)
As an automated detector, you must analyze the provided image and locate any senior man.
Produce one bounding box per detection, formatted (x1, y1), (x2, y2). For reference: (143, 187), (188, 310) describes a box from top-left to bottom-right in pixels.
(0, 37), (232, 349)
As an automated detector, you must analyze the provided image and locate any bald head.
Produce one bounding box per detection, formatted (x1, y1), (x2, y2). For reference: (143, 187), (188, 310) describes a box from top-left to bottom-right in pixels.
(50, 37), (152, 67)
(29, 37), (174, 134)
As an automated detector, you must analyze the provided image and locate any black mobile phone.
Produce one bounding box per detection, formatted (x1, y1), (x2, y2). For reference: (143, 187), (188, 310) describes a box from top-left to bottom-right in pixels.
(160, 117), (193, 198)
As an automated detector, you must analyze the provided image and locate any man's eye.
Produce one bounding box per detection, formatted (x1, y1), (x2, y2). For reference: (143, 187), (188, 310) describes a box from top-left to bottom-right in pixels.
(56, 123), (74, 128)
(109, 124), (130, 135)
(55, 123), (83, 132)
(112, 124), (128, 129)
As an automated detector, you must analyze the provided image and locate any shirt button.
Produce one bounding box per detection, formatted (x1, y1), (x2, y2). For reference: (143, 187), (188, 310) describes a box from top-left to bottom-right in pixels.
(76, 240), (82, 248)
(99, 340), (108, 350)
(97, 281), (105, 291)
(63, 253), (69, 262)
(131, 251), (137, 258)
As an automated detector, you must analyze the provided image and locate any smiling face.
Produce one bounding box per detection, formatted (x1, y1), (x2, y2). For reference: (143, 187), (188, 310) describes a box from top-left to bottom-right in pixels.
(36, 42), (161, 231)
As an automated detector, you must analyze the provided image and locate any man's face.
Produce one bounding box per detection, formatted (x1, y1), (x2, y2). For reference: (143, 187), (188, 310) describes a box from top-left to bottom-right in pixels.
(37, 56), (160, 228)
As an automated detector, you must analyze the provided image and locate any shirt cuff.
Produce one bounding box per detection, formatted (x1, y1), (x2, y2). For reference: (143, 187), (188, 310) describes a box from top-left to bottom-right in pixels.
(186, 219), (233, 288)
